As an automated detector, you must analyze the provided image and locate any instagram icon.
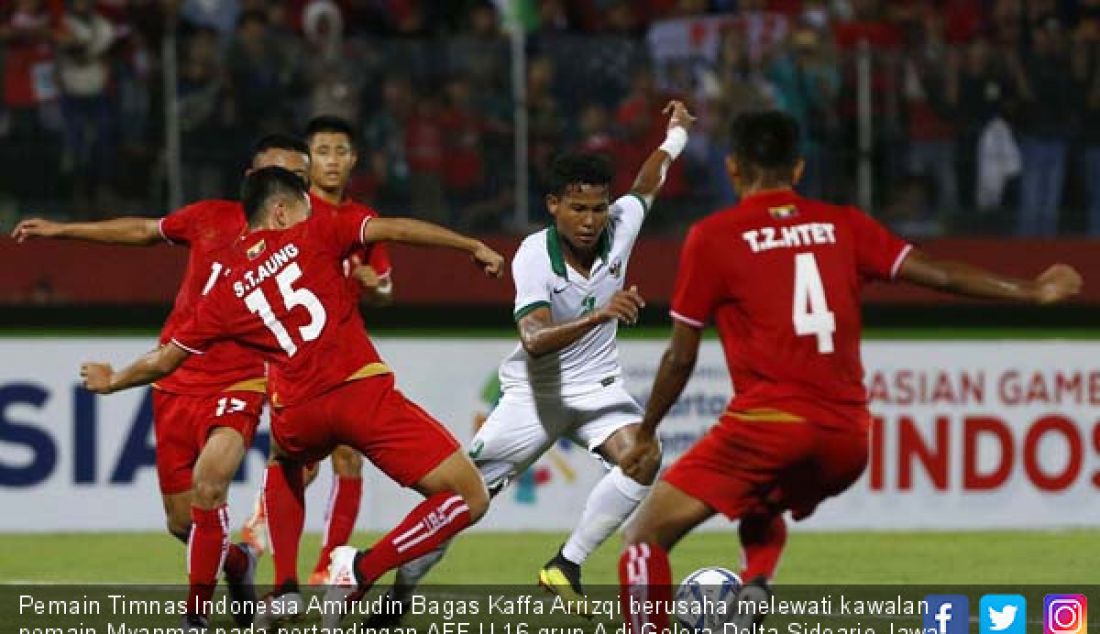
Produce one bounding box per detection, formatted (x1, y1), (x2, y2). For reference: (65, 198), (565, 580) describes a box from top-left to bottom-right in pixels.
(1045, 595), (1088, 634)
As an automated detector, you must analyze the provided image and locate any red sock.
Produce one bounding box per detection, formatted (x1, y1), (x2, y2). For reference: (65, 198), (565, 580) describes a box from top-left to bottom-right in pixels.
(354, 492), (471, 586)
(739, 514), (787, 581)
(265, 462), (305, 590)
(223, 543), (248, 579)
(619, 542), (672, 634)
(187, 506), (229, 615)
(313, 476), (363, 576)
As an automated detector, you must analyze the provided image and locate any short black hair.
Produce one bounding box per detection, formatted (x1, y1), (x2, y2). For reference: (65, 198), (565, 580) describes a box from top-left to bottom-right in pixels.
(305, 115), (358, 149)
(547, 153), (613, 197)
(729, 111), (800, 184)
(241, 166), (308, 225)
(252, 133), (309, 160)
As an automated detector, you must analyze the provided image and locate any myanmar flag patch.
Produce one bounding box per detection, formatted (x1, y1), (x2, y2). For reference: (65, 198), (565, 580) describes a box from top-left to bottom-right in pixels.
(246, 239), (267, 260)
(769, 204), (798, 219)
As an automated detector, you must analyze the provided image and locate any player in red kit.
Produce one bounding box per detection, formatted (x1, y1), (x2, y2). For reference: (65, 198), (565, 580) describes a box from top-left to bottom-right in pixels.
(12, 135), (312, 631)
(239, 116), (397, 590)
(616, 111), (1083, 633)
(79, 166), (504, 629)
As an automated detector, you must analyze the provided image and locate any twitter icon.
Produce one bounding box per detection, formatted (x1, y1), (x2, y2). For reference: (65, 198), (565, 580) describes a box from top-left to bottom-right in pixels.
(981, 595), (1026, 634)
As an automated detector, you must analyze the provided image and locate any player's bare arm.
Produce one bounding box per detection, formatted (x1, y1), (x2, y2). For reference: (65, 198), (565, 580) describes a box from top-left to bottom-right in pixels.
(897, 250), (1083, 305)
(348, 254), (394, 306)
(518, 285), (646, 357)
(81, 343), (191, 395)
(620, 321), (702, 481)
(12, 216), (163, 245)
(629, 100), (696, 208)
(362, 217), (504, 278)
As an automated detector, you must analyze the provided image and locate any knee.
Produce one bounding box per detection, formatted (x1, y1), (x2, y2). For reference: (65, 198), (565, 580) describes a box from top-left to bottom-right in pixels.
(332, 447), (364, 476)
(192, 476), (230, 508)
(630, 453), (662, 486)
(166, 514), (191, 543)
(463, 482), (490, 523)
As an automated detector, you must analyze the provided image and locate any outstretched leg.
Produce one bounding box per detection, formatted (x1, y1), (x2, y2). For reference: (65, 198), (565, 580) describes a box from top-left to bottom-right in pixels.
(187, 427), (254, 623)
(323, 450), (488, 627)
(353, 450), (489, 585)
(542, 423), (660, 603)
(739, 513), (787, 582)
(311, 445), (364, 583)
(619, 481), (714, 634)
(264, 450), (306, 594)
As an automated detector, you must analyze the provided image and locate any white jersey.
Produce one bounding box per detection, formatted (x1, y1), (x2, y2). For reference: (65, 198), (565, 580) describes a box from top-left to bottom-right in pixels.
(499, 194), (648, 397)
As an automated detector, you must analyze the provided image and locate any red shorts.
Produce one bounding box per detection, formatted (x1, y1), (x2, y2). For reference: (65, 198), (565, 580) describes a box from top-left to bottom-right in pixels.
(663, 409), (869, 521)
(272, 374), (459, 487)
(152, 389), (265, 495)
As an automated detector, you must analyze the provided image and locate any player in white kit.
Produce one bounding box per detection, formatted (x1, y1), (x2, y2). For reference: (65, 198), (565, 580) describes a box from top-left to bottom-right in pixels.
(365, 102), (695, 620)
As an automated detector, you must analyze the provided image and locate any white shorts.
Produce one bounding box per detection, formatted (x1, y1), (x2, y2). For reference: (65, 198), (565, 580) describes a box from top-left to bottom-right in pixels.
(470, 381), (644, 492)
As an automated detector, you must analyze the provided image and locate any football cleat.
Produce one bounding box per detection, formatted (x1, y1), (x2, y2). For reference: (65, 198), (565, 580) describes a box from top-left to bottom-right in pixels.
(363, 588), (413, 628)
(538, 549), (591, 618)
(224, 543), (258, 626)
(322, 546), (369, 629)
(180, 613), (209, 634)
(252, 591), (304, 631)
(728, 575), (773, 629)
(240, 493), (268, 556)
(308, 569), (329, 586)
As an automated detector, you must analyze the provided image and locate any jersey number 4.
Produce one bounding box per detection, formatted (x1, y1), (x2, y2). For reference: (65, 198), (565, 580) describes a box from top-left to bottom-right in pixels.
(243, 263), (327, 357)
(792, 253), (836, 354)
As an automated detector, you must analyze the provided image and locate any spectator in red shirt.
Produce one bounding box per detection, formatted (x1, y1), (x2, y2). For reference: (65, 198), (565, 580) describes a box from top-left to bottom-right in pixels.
(440, 75), (487, 225)
(615, 66), (687, 199)
(578, 103), (616, 155)
(405, 91), (446, 223)
(1, 0), (58, 134)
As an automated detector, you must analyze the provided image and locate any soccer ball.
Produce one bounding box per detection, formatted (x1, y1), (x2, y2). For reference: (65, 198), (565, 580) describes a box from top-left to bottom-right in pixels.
(675, 567), (743, 632)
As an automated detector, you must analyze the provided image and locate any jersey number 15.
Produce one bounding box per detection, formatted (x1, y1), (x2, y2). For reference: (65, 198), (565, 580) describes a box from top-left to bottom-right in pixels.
(243, 263), (328, 356)
(792, 253), (836, 354)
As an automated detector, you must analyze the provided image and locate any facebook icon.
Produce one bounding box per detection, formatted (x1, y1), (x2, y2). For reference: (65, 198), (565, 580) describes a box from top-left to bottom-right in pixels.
(925, 595), (970, 634)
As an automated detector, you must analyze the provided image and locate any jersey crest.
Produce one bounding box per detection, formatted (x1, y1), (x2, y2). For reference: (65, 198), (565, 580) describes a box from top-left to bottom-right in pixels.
(769, 204), (799, 219)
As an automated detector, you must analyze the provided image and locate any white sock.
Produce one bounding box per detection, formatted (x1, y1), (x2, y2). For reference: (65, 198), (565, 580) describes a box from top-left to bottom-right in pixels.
(561, 467), (650, 565)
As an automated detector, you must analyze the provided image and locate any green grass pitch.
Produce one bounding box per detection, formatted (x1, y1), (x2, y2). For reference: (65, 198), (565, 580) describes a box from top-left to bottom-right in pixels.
(3, 529), (1097, 585)
(3, 530), (1097, 634)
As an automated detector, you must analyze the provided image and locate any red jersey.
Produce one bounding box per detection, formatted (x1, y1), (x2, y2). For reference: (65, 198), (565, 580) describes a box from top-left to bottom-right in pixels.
(173, 210), (388, 407)
(156, 200), (266, 395)
(671, 190), (911, 428)
(307, 191), (392, 299)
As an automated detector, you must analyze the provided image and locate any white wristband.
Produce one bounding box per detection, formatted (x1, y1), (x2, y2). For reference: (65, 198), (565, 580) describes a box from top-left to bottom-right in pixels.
(658, 127), (688, 160)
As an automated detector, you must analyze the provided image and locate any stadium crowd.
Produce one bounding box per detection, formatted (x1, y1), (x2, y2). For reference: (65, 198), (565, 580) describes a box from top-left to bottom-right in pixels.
(3, 0), (1100, 236)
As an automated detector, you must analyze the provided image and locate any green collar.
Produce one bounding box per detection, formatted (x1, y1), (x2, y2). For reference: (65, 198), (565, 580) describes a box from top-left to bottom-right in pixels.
(546, 224), (612, 278)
